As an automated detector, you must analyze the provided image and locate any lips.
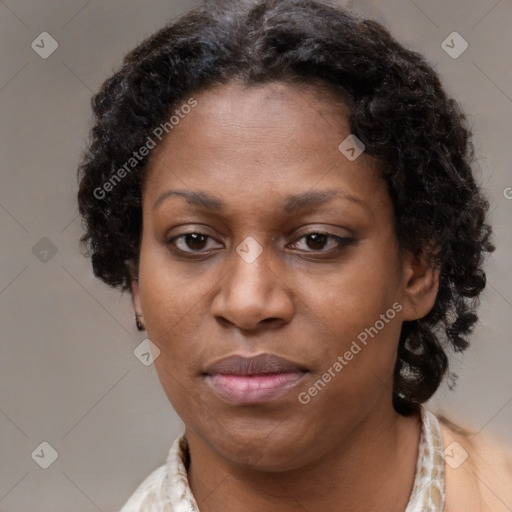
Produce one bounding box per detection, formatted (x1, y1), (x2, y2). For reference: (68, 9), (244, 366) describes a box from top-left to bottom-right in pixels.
(204, 353), (307, 404)
(205, 353), (306, 376)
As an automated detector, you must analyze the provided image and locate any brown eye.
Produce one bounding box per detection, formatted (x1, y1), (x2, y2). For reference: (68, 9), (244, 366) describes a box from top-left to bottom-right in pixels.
(289, 232), (353, 253)
(305, 233), (329, 251)
(184, 233), (208, 251)
(167, 232), (221, 253)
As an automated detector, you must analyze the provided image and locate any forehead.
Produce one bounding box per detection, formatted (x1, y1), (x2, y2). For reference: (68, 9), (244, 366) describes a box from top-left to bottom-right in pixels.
(143, 80), (386, 216)
(150, 80), (348, 154)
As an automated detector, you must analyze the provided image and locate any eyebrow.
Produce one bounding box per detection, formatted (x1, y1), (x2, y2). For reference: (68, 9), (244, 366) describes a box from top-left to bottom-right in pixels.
(152, 188), (368, 214)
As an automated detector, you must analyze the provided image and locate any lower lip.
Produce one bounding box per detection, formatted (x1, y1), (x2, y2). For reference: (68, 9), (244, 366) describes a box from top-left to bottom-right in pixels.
(206, 372), (305, 404)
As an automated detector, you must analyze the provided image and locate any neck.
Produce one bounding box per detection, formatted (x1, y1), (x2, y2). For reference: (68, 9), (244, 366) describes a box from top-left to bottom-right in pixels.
(187, 406), (422, 512)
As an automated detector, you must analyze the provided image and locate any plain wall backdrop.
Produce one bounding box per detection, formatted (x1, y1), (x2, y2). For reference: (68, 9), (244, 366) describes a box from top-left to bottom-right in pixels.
(1, 0), (511, 510)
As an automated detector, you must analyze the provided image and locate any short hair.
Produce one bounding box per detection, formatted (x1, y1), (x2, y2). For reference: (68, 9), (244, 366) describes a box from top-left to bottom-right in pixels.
(77, 0), (495, 415)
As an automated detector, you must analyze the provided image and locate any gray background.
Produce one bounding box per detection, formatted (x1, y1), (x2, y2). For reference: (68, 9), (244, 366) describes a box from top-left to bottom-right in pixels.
(1, 0), (511, 510)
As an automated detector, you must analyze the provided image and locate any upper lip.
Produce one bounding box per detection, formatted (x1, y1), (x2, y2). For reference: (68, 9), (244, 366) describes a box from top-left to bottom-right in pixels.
(204, 353), (307, 376)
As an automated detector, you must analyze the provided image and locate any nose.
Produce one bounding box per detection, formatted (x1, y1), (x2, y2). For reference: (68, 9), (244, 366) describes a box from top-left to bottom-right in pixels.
(210, 244), (295, 332)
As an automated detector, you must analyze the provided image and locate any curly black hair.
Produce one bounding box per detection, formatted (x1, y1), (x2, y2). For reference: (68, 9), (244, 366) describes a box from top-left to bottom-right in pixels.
(77, 0), (495, 416)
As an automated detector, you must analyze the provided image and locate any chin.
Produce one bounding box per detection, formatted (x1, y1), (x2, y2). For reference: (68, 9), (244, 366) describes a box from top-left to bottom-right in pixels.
(204, 424), (317, 473)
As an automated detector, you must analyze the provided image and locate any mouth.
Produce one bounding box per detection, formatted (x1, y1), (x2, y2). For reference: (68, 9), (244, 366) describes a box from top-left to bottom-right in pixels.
(203, 353), (308, 404)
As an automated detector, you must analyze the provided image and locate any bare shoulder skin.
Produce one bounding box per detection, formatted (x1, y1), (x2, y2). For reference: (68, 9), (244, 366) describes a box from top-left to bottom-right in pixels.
(439, 415), (512, 512)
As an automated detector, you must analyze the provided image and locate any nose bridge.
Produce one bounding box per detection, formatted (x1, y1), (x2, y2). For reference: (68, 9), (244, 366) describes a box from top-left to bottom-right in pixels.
(226, 239), (275, 305)
(212, 237), (293, 329)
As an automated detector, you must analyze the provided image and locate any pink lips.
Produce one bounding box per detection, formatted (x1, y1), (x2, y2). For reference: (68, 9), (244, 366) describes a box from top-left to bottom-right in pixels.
(204, 353), (307, 404)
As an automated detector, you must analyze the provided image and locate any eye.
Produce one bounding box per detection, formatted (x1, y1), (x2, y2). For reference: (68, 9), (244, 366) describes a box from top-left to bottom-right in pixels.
(166, 230), (354, 257)
(166, 232), (222, 254)
(288, 231), (354, 253)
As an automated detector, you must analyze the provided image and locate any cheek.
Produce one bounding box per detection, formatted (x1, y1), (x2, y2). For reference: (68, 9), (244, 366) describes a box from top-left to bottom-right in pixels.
(297, 283), (402, 419)
(306, 285), (401, 391)
(307, 240), (402, 332)
(138, 239), (212, 336)
(299, 242), (403, 386)
(137, 247), (209, 391)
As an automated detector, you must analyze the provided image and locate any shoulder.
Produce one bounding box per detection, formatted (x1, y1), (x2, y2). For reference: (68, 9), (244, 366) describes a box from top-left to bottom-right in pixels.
(119, 463), (171, 512)
(437, 413), (512, 512)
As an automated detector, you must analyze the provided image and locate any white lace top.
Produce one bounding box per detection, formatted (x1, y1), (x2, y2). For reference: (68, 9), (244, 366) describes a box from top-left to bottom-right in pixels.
(119, 406), (445, 511)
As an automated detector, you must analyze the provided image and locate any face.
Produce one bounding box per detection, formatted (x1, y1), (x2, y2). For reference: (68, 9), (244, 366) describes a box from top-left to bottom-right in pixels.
(131, 80), (438, 471)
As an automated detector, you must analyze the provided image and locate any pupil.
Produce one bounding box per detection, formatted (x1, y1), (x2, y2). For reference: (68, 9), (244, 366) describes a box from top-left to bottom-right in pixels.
(187, 233), (206, 250)
(308, 233), (327, 250)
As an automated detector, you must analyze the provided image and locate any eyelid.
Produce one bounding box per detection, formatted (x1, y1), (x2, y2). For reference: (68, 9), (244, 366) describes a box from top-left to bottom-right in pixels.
(292, 225), (353, 239)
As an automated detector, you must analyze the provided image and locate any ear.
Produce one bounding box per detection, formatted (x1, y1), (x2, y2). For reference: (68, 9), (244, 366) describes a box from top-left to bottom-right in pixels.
(131, 277), (143, 315)
(401, 250), (440, 321)
(127, 261), (145, 329)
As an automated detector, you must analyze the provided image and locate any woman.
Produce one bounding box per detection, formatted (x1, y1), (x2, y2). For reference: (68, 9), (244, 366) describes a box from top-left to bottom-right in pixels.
(77, 0), (512, 510)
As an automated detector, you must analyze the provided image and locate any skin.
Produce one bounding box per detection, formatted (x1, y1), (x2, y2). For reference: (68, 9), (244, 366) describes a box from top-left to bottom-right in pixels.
(439, 420), (512, 512)
(130, 80), (440, 512)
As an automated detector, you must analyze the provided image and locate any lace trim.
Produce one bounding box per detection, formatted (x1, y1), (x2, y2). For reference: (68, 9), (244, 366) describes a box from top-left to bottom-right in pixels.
(404, 407), (446, 511)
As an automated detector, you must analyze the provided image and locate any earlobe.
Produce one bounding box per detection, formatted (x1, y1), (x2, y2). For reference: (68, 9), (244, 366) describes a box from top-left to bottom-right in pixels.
(401, 251), (440, 321)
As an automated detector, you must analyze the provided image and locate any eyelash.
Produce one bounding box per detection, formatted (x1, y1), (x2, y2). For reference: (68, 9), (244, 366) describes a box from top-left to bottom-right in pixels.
(166, 231), (354, 256)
